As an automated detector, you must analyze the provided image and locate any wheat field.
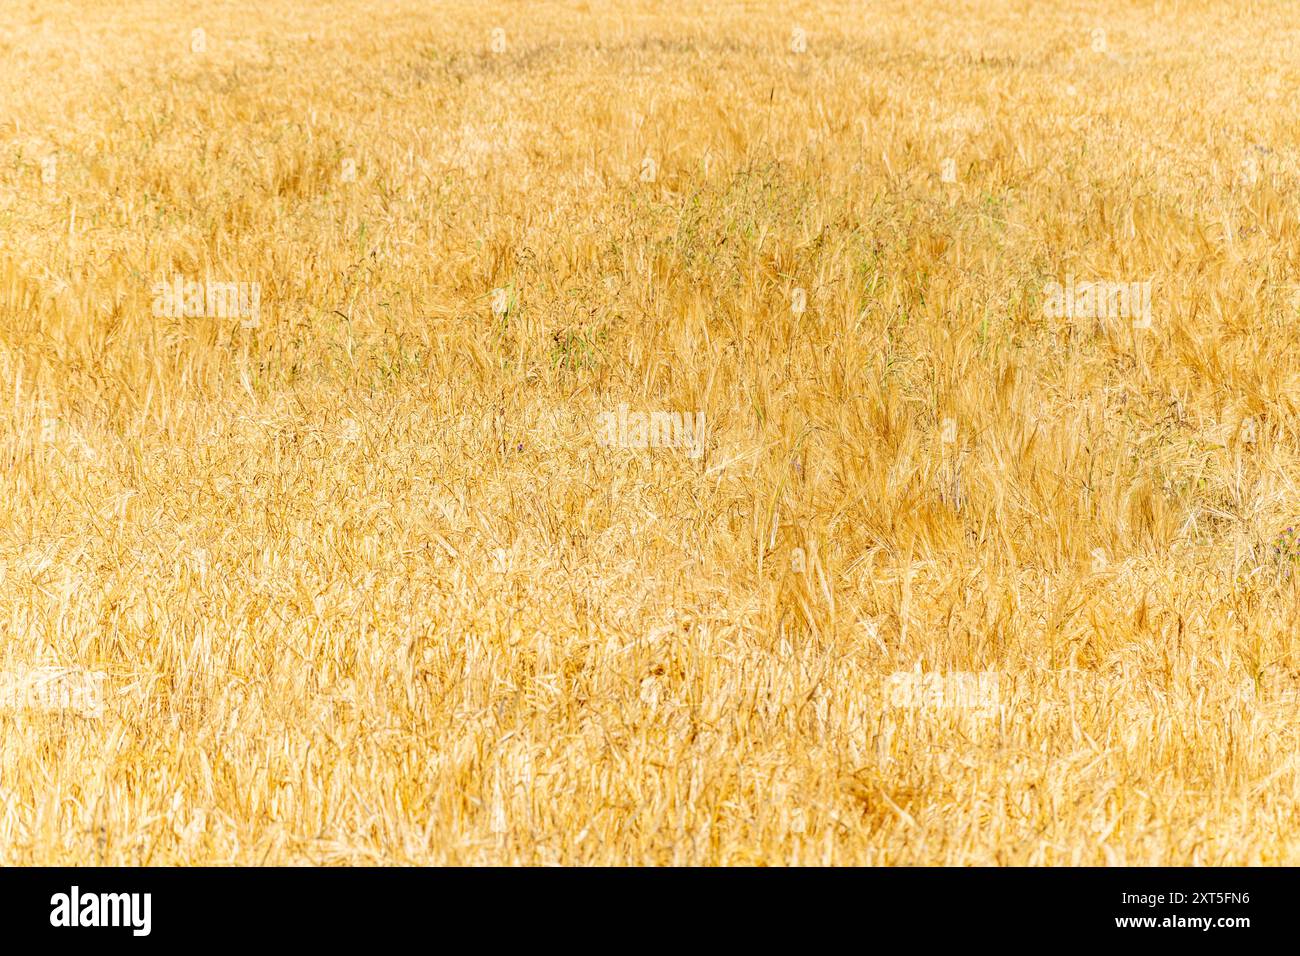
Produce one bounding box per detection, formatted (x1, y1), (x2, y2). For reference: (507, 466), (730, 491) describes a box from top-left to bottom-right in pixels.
(2, 0), (1300, 866)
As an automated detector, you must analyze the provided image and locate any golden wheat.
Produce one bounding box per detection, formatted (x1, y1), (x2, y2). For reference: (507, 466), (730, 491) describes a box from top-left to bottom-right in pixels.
(2, 0), (1300, 865)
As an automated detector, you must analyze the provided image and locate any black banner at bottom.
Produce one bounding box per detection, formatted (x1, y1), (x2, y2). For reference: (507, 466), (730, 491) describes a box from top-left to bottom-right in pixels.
(0, 867), (1284, 944)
